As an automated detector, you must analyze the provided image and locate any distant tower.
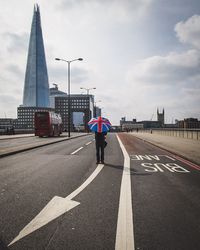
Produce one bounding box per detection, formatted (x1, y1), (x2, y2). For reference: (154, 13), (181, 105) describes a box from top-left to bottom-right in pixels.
(157, 108), (165, 127)
(23, 4), (49, 107)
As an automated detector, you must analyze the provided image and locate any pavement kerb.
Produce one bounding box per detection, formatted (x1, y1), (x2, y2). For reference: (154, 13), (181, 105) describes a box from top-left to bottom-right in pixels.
(0, 135), (35, 140)
(0, 133), (92, 158)
(131, 134), (200, 166)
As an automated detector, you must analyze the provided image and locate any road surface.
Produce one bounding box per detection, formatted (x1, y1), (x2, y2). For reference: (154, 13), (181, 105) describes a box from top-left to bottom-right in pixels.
(0, 133), (199, 250)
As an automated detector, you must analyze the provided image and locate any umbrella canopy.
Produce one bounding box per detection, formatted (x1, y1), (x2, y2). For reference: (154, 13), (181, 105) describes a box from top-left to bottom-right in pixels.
(88, 116), (111, 133)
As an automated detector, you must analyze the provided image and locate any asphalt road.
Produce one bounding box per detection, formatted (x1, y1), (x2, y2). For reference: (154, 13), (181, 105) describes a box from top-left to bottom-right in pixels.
(0, 133), (200, 250)
(0, 133), (87, 157)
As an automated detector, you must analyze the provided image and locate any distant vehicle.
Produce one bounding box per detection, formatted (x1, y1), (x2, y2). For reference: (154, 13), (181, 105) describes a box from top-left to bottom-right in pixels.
(34, 111), (63, 137)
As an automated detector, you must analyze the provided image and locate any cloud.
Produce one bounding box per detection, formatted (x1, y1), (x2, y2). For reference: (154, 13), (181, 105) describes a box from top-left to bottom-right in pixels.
(3, 32), (29, 53)
(0, 94), (20, 118)
(48, 64), (90, 94)
(175, 15), (200, 49)
(58, 0), (153, 23)
(0, 1), (199, 123)
(6, 64), (24, 79)
(71, 67), (89, 83)
(125, 14), (200, 121)
(127, 49), (200, 86)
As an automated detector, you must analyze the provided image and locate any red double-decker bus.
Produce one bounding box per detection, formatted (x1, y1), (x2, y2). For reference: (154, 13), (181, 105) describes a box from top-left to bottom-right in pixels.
(34, 111), (63, 137)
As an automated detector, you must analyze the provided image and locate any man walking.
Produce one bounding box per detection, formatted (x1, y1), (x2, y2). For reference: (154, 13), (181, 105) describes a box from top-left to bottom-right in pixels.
(95, 132), (107, 164)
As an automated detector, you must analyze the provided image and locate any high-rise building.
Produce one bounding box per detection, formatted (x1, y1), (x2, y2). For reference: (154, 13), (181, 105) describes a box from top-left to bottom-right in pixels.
(13, 5), (96, 132)
(23, 4), (50, 107)
(14, 4), (52, 131)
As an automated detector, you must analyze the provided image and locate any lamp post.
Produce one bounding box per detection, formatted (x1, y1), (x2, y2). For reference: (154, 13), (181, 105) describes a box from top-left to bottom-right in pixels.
(80, 87), (96, 95)
(55, 57), (83, 137)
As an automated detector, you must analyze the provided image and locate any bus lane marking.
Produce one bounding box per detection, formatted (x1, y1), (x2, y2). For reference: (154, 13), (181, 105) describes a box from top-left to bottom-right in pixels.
(115, 135), (134, 250)
(8, 163), (105, 246)
(130, 154), (190, 173)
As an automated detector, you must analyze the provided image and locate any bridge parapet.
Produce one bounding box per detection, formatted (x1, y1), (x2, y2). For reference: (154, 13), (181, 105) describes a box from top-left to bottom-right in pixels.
(138, 128), (200, 140)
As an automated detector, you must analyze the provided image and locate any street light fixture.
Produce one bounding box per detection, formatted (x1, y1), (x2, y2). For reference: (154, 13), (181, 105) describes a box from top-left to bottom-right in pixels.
(80, 87), (96, 95)
(55, 57), (83, 137)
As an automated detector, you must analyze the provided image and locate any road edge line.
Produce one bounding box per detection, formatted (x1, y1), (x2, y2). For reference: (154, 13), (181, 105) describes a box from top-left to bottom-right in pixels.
(115, 135), (135, 250)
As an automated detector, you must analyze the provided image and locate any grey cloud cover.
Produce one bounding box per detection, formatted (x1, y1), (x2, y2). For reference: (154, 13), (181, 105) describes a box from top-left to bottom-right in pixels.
(4, 32), (29, 53)
(175, 15), (200, 49)
(0, 0), (199, 123)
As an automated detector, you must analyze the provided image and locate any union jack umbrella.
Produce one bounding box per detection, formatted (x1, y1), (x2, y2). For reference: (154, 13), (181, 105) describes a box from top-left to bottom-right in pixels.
(88, 116), (112, 133)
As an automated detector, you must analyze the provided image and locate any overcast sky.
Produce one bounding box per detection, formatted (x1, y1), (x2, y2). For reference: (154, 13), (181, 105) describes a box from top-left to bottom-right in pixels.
(0, 0), (200, 124)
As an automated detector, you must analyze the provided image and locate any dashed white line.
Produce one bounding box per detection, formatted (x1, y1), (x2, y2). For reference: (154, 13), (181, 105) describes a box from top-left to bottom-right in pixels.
(71, 140), (93, 154)
(71, 147), (83, 155)
(85, 141), (92, 145)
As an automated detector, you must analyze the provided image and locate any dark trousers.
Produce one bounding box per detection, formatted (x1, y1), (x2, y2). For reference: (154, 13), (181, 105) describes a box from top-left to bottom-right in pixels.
(96, 143), (104, 162)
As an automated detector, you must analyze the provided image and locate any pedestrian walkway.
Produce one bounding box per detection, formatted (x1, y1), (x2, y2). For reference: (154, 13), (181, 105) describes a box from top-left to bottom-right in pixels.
(0, 132), (83, 140)
(130, 132), (200, 165)
(0, 134), (34, 140)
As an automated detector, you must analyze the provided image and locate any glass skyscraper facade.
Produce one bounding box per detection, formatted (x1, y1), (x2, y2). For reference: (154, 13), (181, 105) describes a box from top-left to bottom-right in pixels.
(23, 4), (50, 107)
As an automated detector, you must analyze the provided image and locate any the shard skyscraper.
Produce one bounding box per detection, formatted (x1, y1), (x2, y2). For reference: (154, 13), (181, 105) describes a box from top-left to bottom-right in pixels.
(23, 4), (50, 107)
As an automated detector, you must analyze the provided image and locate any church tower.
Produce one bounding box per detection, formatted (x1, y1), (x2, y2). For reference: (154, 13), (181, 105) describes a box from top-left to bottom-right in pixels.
(157, 108), (165, 127)
(23, 4), (50, 107)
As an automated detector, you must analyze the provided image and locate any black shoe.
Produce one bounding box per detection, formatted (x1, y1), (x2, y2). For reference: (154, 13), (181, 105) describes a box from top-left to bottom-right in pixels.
(96, 161), (100, 164)
(101, 161), (104, 164)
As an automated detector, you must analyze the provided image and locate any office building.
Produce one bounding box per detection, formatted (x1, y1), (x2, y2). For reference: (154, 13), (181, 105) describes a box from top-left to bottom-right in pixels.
(14, 106), (53, 130)
(55, 94), (94, 131)
(49, 84), (67, 108)
(177, 118), (200, 129)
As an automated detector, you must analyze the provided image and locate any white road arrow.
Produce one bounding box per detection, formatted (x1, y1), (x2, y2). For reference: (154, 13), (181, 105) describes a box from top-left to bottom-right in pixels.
(9, 163), (104, 246)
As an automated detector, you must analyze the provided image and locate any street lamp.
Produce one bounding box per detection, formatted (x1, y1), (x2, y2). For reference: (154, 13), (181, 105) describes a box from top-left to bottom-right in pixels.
(80, 87), (96, 95)
(55, 57), (83, 137)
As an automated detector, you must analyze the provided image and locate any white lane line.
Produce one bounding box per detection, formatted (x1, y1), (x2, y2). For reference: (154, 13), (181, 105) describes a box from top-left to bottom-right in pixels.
(115, 135), (135, 250)
(9, 163), (105, 246)
(71, 147), (83, 155)
(85, 141), (92, 146)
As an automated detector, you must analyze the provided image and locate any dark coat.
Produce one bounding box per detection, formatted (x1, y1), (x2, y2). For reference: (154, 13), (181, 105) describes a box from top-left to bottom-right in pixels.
(95, 132), (107, 146)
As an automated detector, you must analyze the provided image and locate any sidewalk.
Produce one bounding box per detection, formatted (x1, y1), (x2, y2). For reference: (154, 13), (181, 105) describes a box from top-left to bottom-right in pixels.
(130, 132), (200, 165)
(0, 134), (35, 140)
